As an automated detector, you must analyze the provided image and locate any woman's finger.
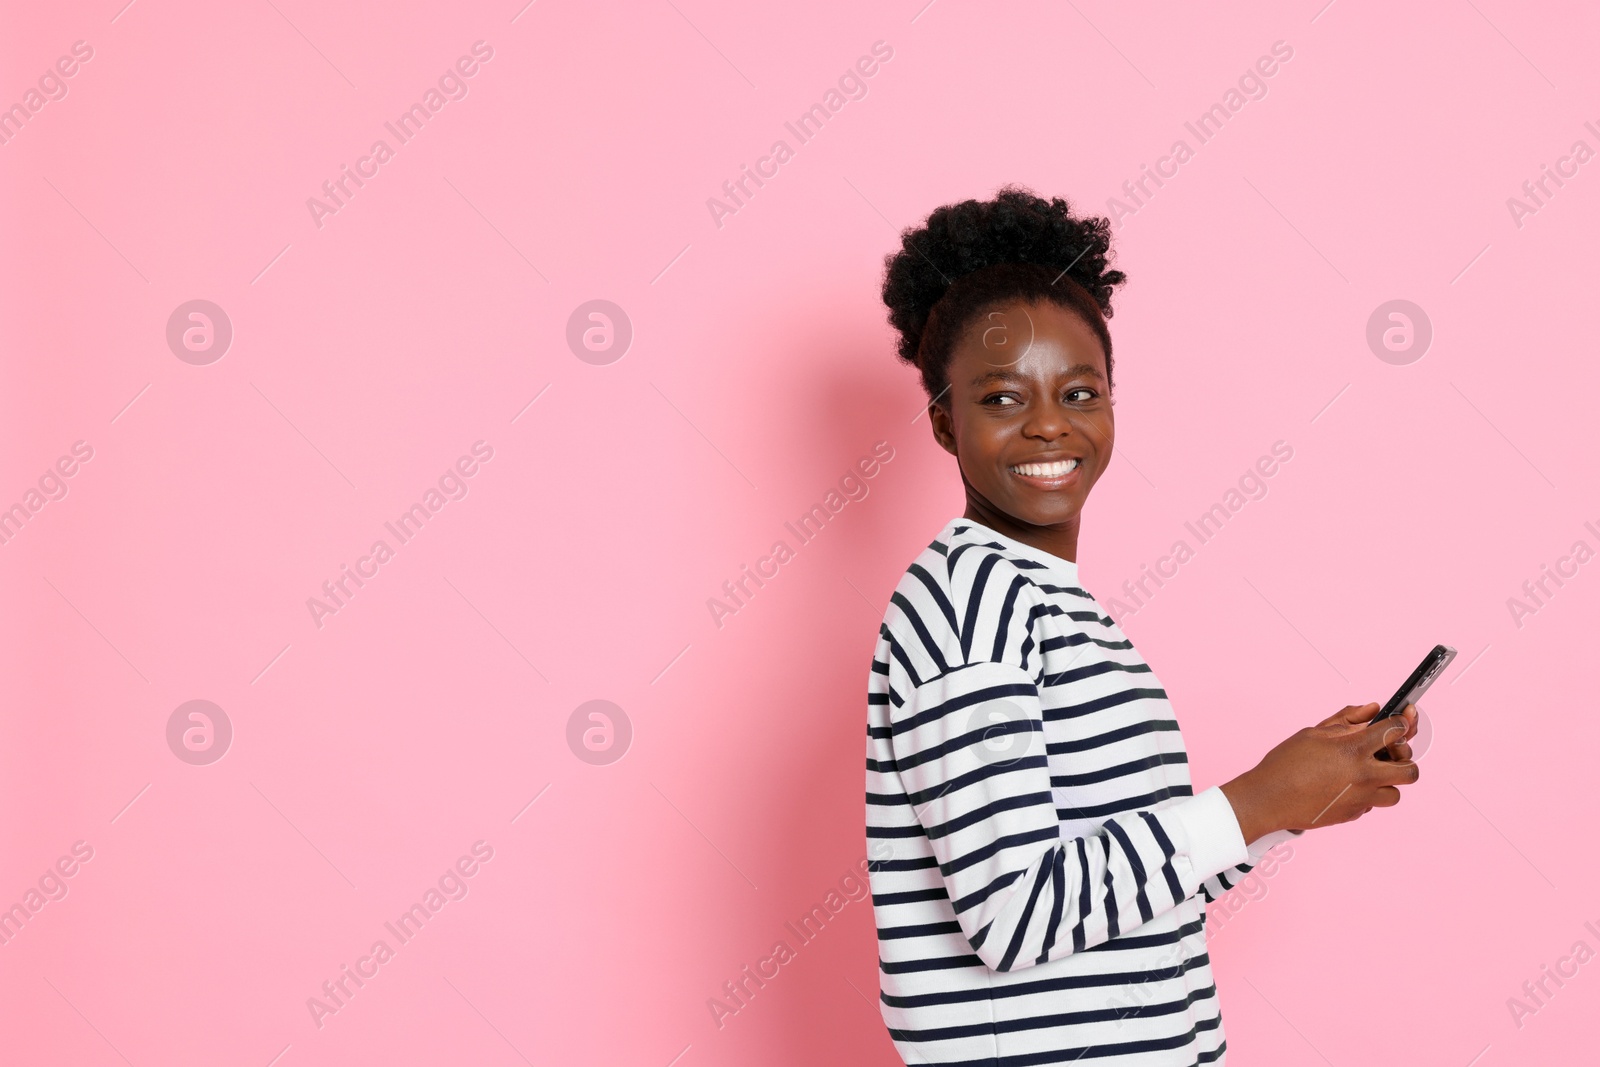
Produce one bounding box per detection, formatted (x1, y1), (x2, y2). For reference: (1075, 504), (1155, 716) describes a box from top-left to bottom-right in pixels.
(1318, 702), (1380, 728)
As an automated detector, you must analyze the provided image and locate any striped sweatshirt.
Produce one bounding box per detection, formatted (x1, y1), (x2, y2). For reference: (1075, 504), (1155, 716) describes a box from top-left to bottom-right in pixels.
(865, 518), (1294, 1066)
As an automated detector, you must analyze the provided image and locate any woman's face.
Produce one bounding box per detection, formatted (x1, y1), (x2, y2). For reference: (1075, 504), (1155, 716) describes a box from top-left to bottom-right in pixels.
(929, 299), (1114, 545)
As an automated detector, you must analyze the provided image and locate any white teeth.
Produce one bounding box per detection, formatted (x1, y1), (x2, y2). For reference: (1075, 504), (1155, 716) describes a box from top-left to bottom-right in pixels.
(1011, 459), (1080, 477)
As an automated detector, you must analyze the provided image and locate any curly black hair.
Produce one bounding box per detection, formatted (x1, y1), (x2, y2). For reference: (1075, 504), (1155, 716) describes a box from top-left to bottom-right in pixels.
(881, 186), (1127, 404)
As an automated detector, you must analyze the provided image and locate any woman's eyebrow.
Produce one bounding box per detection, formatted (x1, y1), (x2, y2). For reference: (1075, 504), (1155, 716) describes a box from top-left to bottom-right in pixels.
(970, 363), (1105, 386)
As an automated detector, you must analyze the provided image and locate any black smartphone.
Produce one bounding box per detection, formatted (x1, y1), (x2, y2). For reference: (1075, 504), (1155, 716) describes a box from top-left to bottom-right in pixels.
(1372, 643), (1456, 760)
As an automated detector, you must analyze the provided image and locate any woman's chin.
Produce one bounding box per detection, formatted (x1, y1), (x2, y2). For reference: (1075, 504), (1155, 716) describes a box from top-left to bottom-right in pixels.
(995, 495), (1085, 528)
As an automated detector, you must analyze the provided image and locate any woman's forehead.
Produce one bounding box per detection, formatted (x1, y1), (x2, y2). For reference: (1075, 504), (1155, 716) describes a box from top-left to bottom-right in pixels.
(952, 302), (1107, 379)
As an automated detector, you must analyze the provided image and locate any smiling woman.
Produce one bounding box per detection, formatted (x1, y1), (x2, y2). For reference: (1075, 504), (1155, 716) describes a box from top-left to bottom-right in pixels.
(930, 299), (1113, 541)
(863, 188), (1422, 1067)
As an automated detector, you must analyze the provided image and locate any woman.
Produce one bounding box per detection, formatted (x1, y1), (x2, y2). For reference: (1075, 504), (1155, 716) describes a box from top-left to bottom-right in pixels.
(864, 188), (1419, 1065)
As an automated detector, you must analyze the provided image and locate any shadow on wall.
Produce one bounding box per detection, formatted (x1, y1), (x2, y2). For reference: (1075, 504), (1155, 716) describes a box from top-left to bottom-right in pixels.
(751, 328), (937, 1063)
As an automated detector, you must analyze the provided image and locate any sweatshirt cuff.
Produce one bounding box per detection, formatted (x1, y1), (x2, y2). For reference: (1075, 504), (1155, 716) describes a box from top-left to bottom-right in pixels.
(1170, 786), (1250, 884)
(1245, 827), (1298, 861)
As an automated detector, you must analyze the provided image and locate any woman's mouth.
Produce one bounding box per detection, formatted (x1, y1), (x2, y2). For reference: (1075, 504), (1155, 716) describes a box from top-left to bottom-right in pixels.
(1008, 457), (1082, 489)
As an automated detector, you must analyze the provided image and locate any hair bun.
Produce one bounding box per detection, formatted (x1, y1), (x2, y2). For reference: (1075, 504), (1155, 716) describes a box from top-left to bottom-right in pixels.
(881, 186), (1127, 399)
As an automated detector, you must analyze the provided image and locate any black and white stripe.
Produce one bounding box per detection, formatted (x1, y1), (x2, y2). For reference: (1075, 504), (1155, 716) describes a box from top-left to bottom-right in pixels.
(866, 519), (1292, 1065)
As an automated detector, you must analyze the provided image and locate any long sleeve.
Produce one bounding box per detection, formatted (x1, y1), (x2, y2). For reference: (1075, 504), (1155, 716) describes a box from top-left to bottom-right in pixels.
(1199, 828), (1298, 903)
(888, 657), (1252, 972)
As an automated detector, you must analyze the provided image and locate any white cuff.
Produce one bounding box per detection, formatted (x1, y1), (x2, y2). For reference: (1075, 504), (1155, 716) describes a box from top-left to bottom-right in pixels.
(1245, 827), (1298, 861)
(1170, 786), (1250, 883)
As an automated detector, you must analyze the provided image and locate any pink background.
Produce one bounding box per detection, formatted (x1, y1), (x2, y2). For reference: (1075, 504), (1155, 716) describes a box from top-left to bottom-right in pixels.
(3, 1), (1598, 1063)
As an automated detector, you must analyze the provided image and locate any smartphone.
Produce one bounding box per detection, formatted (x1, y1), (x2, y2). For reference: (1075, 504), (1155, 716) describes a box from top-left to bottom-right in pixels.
(1372, 643), (1456, 760)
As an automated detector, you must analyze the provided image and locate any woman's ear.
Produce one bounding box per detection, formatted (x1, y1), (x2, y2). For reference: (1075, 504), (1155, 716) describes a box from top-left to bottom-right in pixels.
(927, 400), (958, 457)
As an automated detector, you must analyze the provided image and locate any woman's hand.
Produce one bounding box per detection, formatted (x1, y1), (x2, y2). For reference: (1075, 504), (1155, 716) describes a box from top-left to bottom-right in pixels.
(1220, 702), (1420, 845)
